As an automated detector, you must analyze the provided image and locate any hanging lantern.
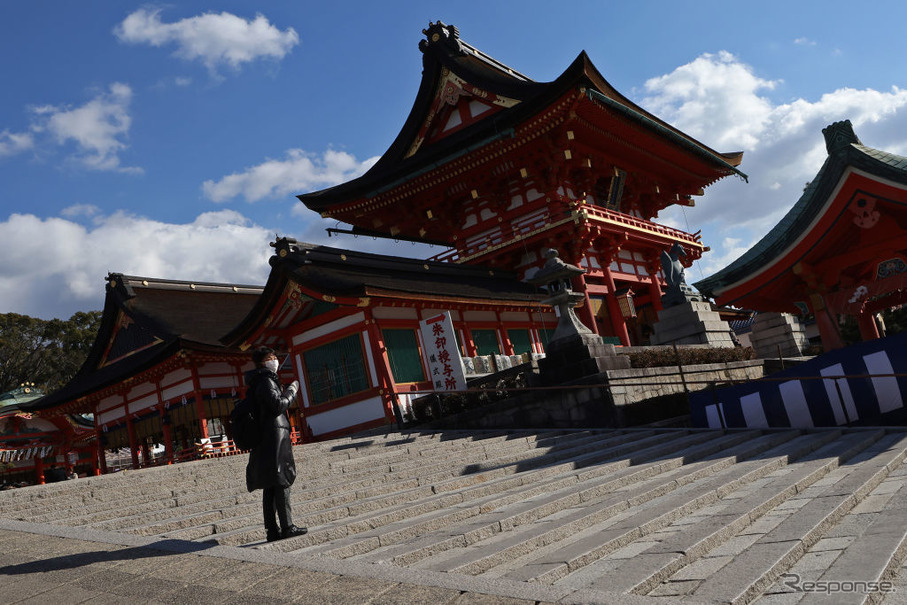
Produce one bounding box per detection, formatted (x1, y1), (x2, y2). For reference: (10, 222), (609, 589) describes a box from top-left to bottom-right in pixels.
(615, 287), (636, 319)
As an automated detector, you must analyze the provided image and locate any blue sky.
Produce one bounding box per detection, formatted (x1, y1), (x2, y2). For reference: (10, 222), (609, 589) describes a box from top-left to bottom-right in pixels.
(4, 2), (907, 319)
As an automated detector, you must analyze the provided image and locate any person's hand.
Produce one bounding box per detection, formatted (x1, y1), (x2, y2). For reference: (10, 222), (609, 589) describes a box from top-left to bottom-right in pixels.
(284, 380), (299, 398)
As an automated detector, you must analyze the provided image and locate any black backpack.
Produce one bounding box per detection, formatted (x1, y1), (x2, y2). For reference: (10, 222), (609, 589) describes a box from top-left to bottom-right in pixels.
(230, 397), (261, 451)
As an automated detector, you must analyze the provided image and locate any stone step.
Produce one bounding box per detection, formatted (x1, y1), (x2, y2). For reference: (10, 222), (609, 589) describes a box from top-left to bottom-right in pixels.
(0, 430), (525, 515)
(6, 428), (907, 603)
(409, 431), (841, 578)
(543, 429), (887, 593)
(25, 430), (573, 530)
(199, 430), (674, 547)
(142, 430), (616, 543)
(647, 431), (907, 603)
(753, 475), (907, 603)
(333, 431), (791, 566)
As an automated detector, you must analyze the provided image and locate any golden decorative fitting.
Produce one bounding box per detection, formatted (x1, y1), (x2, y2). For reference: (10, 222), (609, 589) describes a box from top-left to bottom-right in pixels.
(567, 130), (575, 140)
(340, 254), (347, 261)
(142, 280), (148, 286)
(323, 295), (336, 303)
(520, 167), (528, 178)
(426, 209), (433, 219)
(564, 150), (572, 160)
(471, 189), (479, 199)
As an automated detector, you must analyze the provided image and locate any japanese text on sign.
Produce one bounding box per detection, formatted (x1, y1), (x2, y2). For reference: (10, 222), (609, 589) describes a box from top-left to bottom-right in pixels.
(419, 312), (467, 392)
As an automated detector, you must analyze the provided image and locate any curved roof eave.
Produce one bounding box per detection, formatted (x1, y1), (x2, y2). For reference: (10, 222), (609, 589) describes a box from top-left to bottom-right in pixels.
(299, 44), (746, 213)
(220, 256), (293, 349)
(21, 339), (181, 413)
(694, 141), (907, 301)
(583, 89), (747, 180)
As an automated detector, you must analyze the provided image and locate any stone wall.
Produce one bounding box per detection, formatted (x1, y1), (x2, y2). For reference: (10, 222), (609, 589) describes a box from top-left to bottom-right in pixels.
(605, 360), (765, 406)
(749, 312), (810, 358)
(416, 359), (765, 431)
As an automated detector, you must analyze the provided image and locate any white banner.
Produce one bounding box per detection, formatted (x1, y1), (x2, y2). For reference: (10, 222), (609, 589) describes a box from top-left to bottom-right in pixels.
(420, 312), (467, 392)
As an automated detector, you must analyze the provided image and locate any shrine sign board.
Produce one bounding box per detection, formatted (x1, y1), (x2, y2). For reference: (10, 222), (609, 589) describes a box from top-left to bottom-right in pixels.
(420, 312), (467, 392)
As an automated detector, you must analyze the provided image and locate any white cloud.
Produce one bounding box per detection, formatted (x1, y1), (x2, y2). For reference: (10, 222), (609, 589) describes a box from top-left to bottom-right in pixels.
(642, 51), (779, 151)
(29, 83), (139, 173)
(794, 37), (817, 46)
(0, 129), (34, 157)
(641, 52), (907, 283)
(0, 209), (274, 319)
(60, 204), (101, 219)
(115, 9), (299, 74)
(203, 149), (379, 203)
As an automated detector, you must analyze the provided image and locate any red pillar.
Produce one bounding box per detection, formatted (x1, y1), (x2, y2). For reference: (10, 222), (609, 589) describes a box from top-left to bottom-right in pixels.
(573, 272), (600, 335)
(811, 294), (844, 351)
(126, 417), (139, 469)
(498, 311), (517, 354)
(161, 417), (173, 464)
(34, 455), (45, 485)
(602, 264), (631, 346)
(858, 311), (880, 341)
(96, 427), (107, 475)
(647, 258), (664, 313)
(364, 309), (399, 424)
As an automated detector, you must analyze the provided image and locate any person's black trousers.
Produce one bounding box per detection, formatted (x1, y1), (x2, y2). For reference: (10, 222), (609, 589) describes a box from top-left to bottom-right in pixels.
(262, 485), (293, 532)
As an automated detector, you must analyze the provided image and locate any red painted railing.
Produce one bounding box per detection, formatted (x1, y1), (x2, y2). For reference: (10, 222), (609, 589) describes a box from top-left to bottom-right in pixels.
(428, 205), (702, 264)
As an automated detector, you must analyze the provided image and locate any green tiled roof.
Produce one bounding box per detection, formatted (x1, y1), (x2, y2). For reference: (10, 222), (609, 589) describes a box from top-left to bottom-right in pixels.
(694, 124), (907, 300)
(0, 386), (44, 411)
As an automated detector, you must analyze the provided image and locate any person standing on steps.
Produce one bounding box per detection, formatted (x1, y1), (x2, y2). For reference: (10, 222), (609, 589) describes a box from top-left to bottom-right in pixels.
(244, 346), (308, 542)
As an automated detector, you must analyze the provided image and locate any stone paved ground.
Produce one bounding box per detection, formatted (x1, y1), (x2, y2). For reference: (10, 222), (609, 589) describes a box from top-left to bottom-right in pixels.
(2, 427), (907, 604)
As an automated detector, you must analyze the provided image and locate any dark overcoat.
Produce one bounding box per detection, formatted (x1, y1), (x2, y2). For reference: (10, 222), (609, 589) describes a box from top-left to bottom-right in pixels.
(244, 368), (297, 492)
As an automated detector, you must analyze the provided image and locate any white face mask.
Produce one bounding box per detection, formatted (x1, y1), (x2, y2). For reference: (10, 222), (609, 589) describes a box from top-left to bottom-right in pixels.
(264, 359), (280, 373)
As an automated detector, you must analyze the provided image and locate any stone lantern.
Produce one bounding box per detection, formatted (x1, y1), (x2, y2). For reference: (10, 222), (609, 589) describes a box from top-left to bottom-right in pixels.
(527, 249), (629, 383)
(526, 249), (595, 344)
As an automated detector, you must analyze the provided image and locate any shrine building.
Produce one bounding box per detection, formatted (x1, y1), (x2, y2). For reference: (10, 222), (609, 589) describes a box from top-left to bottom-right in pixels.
(25, 274), (263, 472)
(0, 385), (95, 485)
(694, 121), (907, 352)
(298, 21), (747, 346)
(221, 239), (553, 440)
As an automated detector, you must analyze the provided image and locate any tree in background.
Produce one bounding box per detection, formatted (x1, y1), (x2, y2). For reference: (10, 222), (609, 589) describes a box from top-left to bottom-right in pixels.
(882, 305), (907, 335)
(0, 311), (102, 394)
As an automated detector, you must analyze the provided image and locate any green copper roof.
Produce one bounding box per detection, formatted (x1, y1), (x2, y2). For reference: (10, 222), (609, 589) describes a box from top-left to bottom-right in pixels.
(0, 386), (44, 411)
(694, 121), (907, 300)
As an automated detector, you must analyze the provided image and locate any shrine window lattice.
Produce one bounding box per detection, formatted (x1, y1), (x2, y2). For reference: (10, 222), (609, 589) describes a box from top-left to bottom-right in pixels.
(472, 329), (501, 356)
(303, 333), (370, 406)
(383, 328), (427, 384)
(507, 329), (533, 355)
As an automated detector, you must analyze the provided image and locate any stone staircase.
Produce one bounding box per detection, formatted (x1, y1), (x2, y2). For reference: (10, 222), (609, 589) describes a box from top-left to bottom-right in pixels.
(2, 427), (907, 603)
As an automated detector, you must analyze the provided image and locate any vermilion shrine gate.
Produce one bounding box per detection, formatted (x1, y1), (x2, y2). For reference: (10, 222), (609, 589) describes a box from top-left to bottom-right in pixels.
(299, 21), (746, 346)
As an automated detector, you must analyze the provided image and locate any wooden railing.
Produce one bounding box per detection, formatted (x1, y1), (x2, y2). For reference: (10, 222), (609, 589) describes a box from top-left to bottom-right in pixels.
(428, 205), (703, 264)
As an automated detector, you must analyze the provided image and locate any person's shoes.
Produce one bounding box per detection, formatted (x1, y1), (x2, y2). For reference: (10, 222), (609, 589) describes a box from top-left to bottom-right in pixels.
(266, 528), (281, 542)
(281, 525), (307, 539)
